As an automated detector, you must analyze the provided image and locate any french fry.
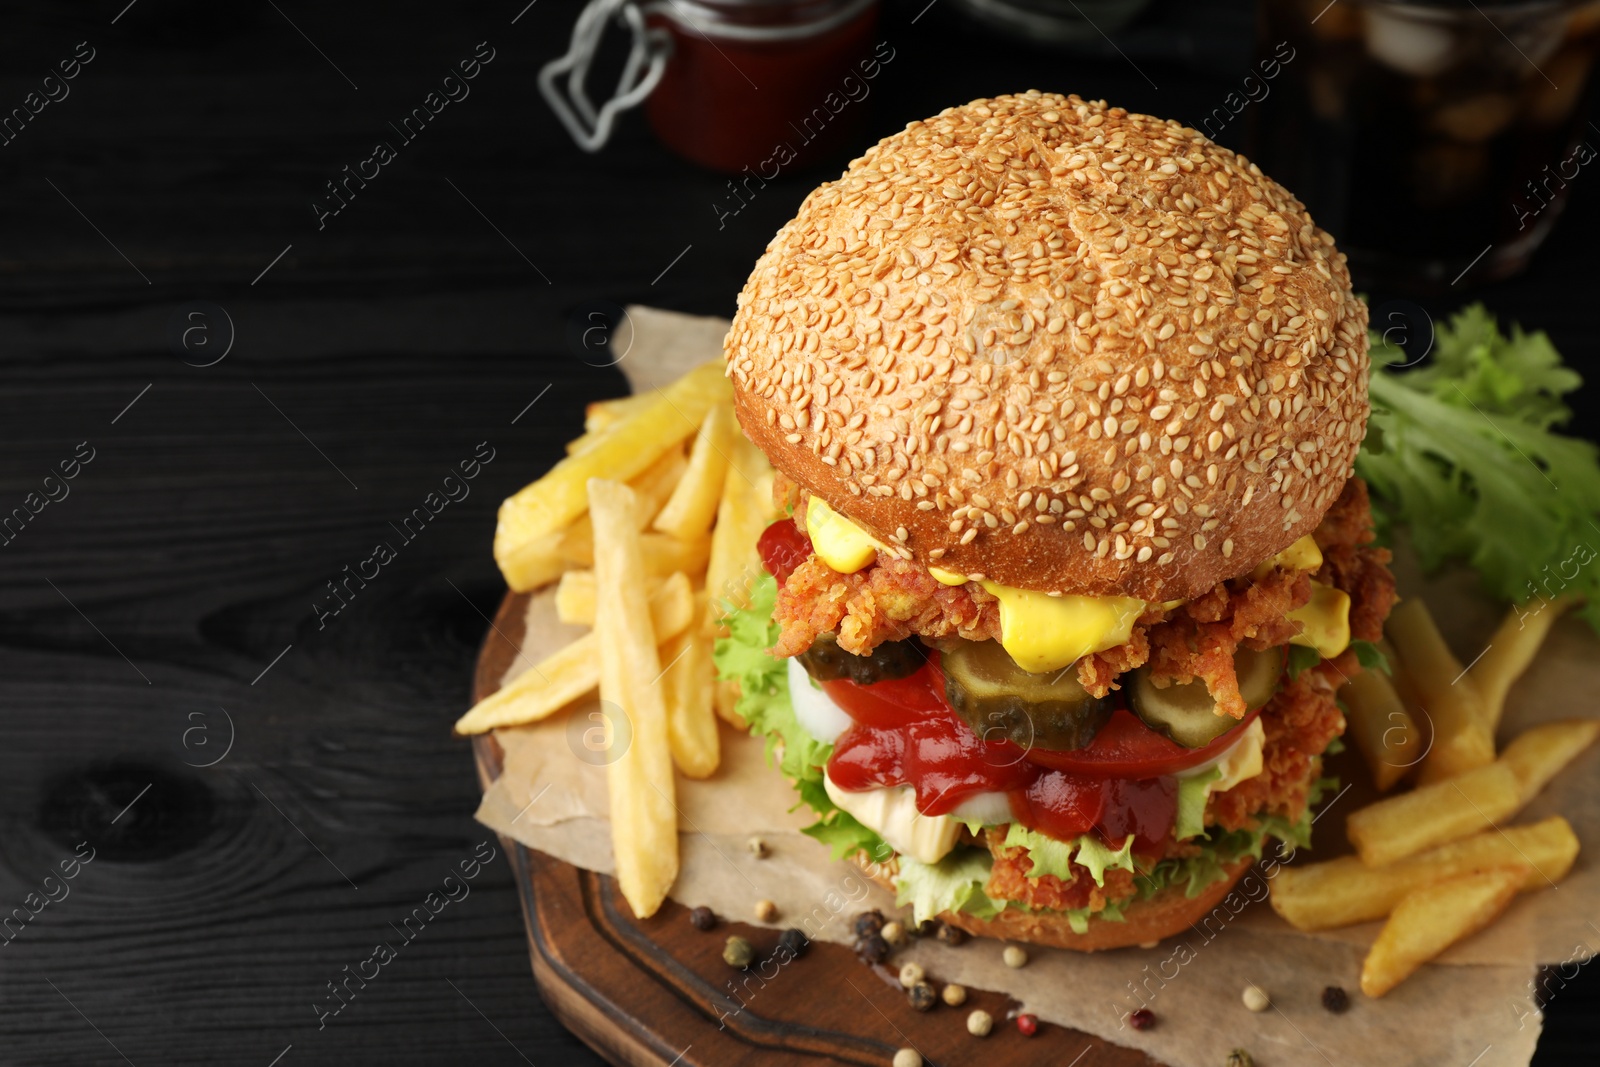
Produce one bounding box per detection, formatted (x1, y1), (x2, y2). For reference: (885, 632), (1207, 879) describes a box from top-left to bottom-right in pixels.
(653, 402), (735, 541)
(1467, 597), (1571, 734)
(555, 569), (667, 626)
(452, 572), (694, 735)
(705, 433), (775, 724)
(1269, 815), (1578, 931)
(1360, 867), (1525, 997)
(557, 528), (710, 579)
(498, 442), (693, 593)
(705, 432), (775, 618)
(497, 528), (571, 594)
(630, 447), (690, 528)
(590, 478), (679, 919)
(585, 393), (655, 434)
(494, 361), (729, 576)
(1341, 667), (1423, 792)
(714, 679), (743, 727)
(568, 394), (662, 455)
(1500, 719), (1600, 805)
(1387, 599), (1495, 784)
(1346, 761), (1521, 867)
(661, 606), (720, 779)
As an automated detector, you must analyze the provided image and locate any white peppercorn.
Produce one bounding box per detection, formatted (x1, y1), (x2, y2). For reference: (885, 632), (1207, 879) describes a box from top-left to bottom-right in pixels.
(967, 1009), (994, 1037)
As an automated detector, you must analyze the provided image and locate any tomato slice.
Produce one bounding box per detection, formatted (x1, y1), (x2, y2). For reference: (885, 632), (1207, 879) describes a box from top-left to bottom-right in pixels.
(1022, 705), (1264, 778)
(757, 519), (812, 583)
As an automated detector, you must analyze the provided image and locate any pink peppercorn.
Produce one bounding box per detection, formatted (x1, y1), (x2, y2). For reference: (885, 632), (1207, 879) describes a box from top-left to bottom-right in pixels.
(1015, 1013), (1038, 1037)
(1129, 1008), (1156, 1031)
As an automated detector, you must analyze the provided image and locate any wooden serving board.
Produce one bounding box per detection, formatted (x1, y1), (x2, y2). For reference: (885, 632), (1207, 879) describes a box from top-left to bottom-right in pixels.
(472, 590), (1159, 1067)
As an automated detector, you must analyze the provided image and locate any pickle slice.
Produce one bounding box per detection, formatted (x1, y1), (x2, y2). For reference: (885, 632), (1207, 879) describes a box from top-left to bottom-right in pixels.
(796, 632), (926, 685)
(1126, 647), (1282, 748)
(941, 640), (1112, 751)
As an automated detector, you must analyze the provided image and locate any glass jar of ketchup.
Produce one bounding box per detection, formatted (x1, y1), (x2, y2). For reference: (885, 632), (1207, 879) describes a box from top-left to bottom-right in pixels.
(645, 0), (882, 172)
(540, 0), (884, 173)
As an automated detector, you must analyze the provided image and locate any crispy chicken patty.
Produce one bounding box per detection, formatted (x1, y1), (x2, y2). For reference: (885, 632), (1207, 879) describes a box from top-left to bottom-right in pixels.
(774, 477), (1395, 718)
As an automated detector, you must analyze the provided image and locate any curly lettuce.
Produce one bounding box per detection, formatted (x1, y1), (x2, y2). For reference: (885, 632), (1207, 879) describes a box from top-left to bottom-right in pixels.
(1359, 304), (1600, 632)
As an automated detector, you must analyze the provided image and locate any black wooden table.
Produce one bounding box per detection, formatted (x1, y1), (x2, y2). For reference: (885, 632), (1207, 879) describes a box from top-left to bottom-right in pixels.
(2, 1), (1595, 1064)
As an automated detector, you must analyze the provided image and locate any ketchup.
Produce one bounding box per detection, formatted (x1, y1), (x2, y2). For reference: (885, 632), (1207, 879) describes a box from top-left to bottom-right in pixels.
(822, 656), (1183, 851)
(758, 520), (811, 583)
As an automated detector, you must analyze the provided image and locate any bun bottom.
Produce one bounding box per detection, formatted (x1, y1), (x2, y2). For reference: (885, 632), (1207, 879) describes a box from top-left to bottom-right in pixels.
(858, 855), (1255, 952)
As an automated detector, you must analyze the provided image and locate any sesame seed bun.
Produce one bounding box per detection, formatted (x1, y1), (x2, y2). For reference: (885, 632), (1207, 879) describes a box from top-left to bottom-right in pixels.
(725, 91), (1370, 601)
(857, 853), (1255, 952)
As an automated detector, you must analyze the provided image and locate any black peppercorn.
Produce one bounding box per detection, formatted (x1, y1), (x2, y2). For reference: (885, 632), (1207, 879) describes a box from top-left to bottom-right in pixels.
(688, 906), (717, 931)
(1128, 1008), (1156, 1031)
(1321, 985), (1350, 1013)
(908, 982), (937, 1012)
(934, 921), (967, 946)
(855, 933), (889, 964)
(778, 928), (809, 958)
(853, 910), (885, 939)
(914, 918), (937, 937)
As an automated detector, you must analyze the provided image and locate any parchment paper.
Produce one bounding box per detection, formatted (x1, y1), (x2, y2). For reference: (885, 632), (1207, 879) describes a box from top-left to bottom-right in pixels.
(475, 306), (1599, 1067)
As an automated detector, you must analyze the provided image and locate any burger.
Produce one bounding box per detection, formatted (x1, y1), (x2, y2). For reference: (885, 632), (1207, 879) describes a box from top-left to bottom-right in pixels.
(714, 92), (1396, 950)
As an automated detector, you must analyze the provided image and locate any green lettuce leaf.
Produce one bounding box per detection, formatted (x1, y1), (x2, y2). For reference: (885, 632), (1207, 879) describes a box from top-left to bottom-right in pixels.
(1001, 823), (1078, 882)
(1358, 305), (1600, 634)
(895, 847), (1005, 925)
(1174, 767), (1223, 841)
(1286, 644), (1321, 681)
(1349, 639), (1390, 674)
(1000, 824), (1136, 888)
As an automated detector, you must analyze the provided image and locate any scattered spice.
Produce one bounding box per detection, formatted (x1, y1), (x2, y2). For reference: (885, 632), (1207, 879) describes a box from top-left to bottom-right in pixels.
(1242, 985), (1270, 1013)
(966, 1009), (994, 1037)
(881, 920), (908, 948)
(854, 910), (886, 939)
(898, 962), (925, 989)
(1128, 1008), (1156, 1031)
(722, 936), (754, 969)
(777, 928), (809, 958)
(1322, 985), (1350, 1013)
(688, 906), (717, 932)
(1002, 945), (1029, 969)
(1015, 1013), (1039, 1037)
(908, 982), (937, 1012)
(747, 836), (769, 858)
(934, 921), (967, 946)
(855, 934), (889, 964)
(941, 983), (968, 1008)
(915, 919), (936, 937)
(1225, 1049), (1255, 1067)
(892, 1049), (922, 1067)
(754, 899), (779, 923)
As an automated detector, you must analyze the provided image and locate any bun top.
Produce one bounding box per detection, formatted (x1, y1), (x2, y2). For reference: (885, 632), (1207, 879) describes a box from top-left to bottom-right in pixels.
(725, 92), (1369, 600)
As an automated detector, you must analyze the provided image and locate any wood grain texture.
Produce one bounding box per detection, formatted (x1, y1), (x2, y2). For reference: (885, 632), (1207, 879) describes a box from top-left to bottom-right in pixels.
(472, 590), (1159, 1067)
(0, 0), (1595, 1063)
